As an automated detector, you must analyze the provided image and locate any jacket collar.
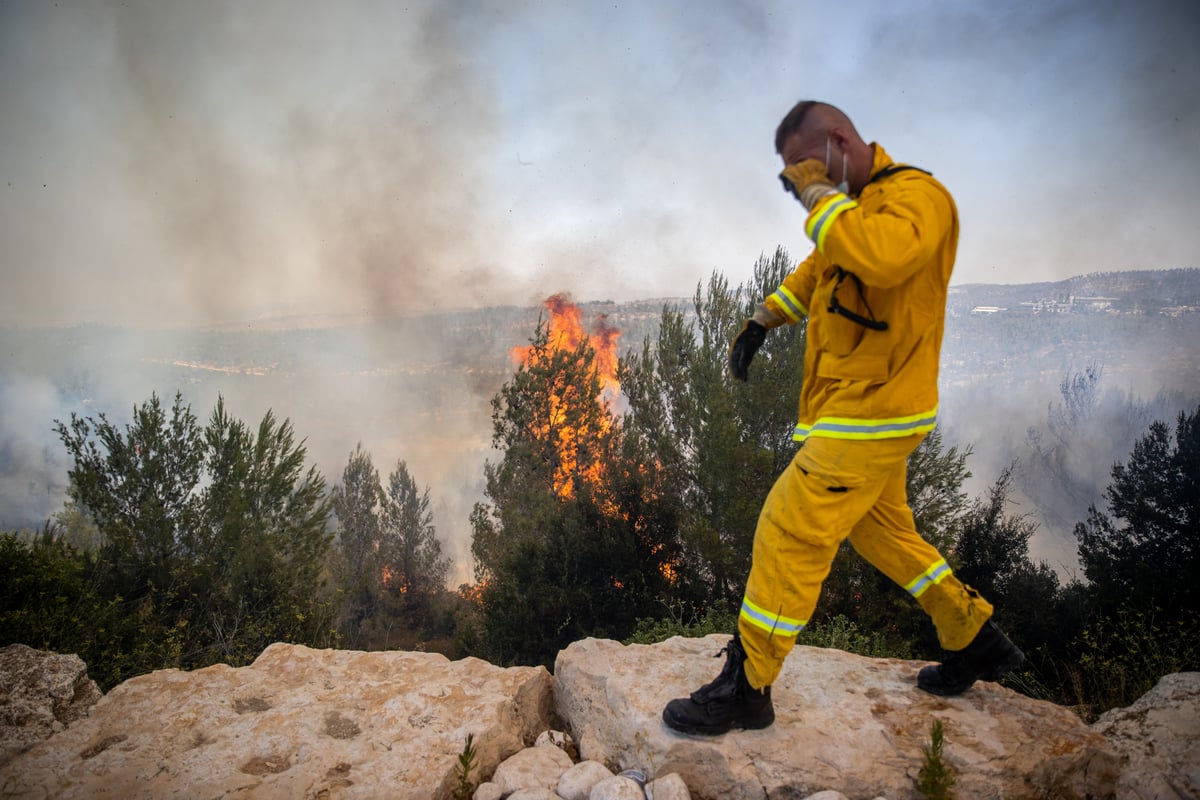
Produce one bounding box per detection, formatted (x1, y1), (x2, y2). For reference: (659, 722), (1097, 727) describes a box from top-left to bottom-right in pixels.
(859, 143), (895, 194)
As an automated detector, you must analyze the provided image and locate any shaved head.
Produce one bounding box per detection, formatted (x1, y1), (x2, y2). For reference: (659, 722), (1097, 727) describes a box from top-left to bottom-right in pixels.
(774, 101), (861, 154)
(774, 99), (875, 195)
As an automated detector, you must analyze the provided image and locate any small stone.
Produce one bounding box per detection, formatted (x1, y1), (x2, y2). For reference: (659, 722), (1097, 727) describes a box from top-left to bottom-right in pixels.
(507, 789), (560, 800)
(536, 728), (579, 760)
(472, 781), (503, 800)
(589, 774), (645, 800)
(492, 743), (575, 794)
(646, 771), (690, 800)
(558, 759), (614, 800)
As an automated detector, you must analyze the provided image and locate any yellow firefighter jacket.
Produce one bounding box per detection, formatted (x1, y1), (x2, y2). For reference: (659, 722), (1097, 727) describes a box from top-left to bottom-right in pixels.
(764, 143), (959, 442)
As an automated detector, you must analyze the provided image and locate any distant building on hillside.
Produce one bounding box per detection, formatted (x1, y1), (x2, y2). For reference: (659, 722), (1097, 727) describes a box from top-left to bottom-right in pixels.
(1070, 296), (1119, 312)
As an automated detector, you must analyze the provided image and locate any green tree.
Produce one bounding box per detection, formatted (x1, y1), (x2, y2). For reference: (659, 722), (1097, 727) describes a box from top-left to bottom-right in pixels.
(1075, 405), (1200, 620)
(906, 431), (973, 553)
(954, 465), (1040, 601)
(193, 399), (335, 664)
(381, 460), (448, 597)
(50, 393), (335, 684)
(330, 444), (384, 642)
(380, 459), (451, 637)
(54, 392), (204, 600)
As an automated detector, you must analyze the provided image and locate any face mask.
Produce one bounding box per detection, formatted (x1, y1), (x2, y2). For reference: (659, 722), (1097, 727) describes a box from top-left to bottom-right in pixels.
(825, 134), (850, 194)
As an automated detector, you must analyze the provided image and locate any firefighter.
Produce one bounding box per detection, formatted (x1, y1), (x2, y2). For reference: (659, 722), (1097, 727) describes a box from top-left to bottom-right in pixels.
(663, 101), (1024, 736)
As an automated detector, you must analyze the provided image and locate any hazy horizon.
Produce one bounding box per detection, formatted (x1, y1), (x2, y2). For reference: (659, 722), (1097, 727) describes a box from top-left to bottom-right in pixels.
(3, 0), (1199, 329)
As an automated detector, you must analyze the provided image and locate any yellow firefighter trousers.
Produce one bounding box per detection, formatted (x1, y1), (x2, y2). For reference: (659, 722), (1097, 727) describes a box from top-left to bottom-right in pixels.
(738, 434), (993, 690)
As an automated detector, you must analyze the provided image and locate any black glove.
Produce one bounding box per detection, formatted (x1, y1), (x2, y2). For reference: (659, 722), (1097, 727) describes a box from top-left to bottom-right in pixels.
(728, 320), (767, 381)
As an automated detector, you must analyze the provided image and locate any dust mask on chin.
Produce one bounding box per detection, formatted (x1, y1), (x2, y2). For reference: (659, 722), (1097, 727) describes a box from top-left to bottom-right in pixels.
(825, 134), (850, 194)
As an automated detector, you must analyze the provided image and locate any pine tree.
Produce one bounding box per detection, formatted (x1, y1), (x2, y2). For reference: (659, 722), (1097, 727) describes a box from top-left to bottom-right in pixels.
(197, 399), (333, 664)
(1076, 405), (1200, 620)
(331, 444), (384, 641)
(381, 459), (449, 602)
(52, 393), (334, 683)
(54, 392), (204, 599)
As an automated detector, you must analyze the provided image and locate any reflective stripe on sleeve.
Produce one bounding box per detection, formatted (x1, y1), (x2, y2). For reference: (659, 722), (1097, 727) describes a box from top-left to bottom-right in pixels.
(805, 193), (858, 252)
(769, 285), (808, 322)
(740, 596), (806, 637)
(905, 558), (952, 598)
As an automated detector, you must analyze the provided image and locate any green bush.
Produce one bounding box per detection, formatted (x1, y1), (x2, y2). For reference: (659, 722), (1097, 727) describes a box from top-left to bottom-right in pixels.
(0, 532), (139, 689)
(801, 614), (914, 660)
(624, 602), (910, 662)
(1072, 608), (1199, 719)
(624, 598), (738, 644)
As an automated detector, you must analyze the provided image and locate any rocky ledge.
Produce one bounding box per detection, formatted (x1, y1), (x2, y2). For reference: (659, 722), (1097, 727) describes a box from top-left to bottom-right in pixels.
(1, 636), (1197, 799)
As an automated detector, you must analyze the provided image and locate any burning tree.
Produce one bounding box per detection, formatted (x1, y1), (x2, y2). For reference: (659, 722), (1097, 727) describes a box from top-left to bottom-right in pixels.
(469, 295), (681, 668)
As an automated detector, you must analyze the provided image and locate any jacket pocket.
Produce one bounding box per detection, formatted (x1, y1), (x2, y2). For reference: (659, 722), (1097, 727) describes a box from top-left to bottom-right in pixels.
(816, 352), (890, 382)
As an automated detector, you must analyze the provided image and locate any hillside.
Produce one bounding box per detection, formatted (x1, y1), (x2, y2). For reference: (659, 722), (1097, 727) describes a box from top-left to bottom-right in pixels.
(2, 270), (1198, 572)
(947, 267), (1200, 315)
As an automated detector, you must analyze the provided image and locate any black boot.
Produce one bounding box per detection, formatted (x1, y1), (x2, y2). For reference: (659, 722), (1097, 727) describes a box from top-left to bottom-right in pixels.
(918, 619), (1025, 696)
(662, 635), (775, 735)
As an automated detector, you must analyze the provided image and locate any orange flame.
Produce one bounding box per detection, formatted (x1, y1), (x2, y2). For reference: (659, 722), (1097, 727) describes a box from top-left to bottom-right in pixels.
(506, 297), (677, 586)
(458, 582), (485, 605)
(510, 294), (621, 501)
(510, 294), (621, 406)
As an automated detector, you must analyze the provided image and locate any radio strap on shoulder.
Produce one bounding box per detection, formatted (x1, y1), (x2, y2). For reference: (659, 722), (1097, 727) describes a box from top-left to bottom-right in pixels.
(864, 164), (930, 188)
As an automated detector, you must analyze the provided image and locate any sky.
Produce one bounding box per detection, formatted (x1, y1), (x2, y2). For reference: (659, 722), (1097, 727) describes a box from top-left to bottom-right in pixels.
(1, 0), (1198, 328)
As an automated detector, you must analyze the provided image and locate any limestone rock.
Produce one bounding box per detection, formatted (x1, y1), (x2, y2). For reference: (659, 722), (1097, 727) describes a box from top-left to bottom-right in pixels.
(0, 644), (102, 766)
(536, 727), (579, 761)
(589, 774), (645, 799)
(555, 635), (1122, 800)
(557, 759), (615, 800)
(1092, 671), (1200, 799)
(507, 790), (560, 800)
(491, 741), (574, 794)
(473, 782), (504, 800)
(0, 643), (553, 799)
(646, 771), (690, 800)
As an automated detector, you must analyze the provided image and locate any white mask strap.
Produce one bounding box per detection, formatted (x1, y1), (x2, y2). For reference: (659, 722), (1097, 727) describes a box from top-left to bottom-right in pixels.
(827, 133), (850, 194)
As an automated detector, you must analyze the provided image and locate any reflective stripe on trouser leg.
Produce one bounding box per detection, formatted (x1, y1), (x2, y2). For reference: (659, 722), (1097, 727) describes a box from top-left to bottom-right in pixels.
(846, 460), (994, 651)
(738, 438), (903, 689)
